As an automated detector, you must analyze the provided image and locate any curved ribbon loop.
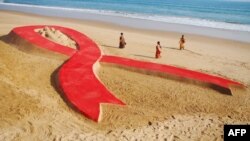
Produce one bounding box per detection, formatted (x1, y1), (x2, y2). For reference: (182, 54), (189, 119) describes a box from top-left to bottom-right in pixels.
(9, 25), (244, 122)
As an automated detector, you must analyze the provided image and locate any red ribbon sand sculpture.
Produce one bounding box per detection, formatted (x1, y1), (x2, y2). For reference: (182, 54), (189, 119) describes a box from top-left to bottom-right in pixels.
(9, 25), (245, 122)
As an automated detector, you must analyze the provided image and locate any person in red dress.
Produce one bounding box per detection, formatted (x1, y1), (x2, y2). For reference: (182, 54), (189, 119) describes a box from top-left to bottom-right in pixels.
(155, 41), (162, 59)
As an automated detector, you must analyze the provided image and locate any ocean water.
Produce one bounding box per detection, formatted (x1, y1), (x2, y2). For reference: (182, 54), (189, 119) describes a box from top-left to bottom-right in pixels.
(1, 0), (250, 32)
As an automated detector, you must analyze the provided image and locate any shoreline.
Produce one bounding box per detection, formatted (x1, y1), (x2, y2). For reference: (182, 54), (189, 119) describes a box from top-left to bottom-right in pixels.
(1, 3), (250, 43)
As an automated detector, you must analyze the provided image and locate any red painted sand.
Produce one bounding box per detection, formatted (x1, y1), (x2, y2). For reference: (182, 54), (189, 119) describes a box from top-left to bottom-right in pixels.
(10, 25), (244, 122)
(11, 26), (125, 122)
(100, 55), (243, 89)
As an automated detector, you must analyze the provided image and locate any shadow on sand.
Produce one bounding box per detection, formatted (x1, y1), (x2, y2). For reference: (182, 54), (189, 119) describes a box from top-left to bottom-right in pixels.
(0, 35), (9, 42)
(133, 54), (155, 59)
(101, 44), (120, 49)
(163, 46), (201, 55)
(162, 46), (180, 50)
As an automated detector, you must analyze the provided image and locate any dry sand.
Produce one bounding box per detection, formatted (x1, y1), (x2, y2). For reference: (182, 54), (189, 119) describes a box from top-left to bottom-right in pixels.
(36, 26), (77, 49)
(0, 10), (250, 141)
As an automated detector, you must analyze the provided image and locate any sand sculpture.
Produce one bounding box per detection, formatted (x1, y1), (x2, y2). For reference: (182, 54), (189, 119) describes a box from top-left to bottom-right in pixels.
(6, 25), (245, 122)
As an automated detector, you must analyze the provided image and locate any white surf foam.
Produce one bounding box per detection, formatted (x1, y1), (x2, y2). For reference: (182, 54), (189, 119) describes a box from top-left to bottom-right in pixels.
(1, 2), (250, 42)
(1, 2), (250, 32)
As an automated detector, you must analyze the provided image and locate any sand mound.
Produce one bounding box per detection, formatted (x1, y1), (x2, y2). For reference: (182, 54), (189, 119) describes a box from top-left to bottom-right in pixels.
(36, 26), (77, 49)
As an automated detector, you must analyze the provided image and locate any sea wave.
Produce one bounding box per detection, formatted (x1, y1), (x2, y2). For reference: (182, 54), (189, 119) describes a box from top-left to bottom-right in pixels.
(106, 12), (250, 32)
(1, 2), (250, 32)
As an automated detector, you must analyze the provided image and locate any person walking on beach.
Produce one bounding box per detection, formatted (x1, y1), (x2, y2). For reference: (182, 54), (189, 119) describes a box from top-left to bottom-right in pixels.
(155, 41), (162, 58)
(119, 32), (126, 48)
(179, 35), (185, 50)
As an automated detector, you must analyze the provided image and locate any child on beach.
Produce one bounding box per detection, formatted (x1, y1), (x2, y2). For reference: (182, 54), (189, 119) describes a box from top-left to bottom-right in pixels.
(155, 41), (162, 58)
(119, 32), (126, 48)
(179, 35), (185, 50)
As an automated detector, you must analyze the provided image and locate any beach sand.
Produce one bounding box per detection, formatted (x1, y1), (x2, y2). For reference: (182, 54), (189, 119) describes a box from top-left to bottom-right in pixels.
(0, 10), (250, 141)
